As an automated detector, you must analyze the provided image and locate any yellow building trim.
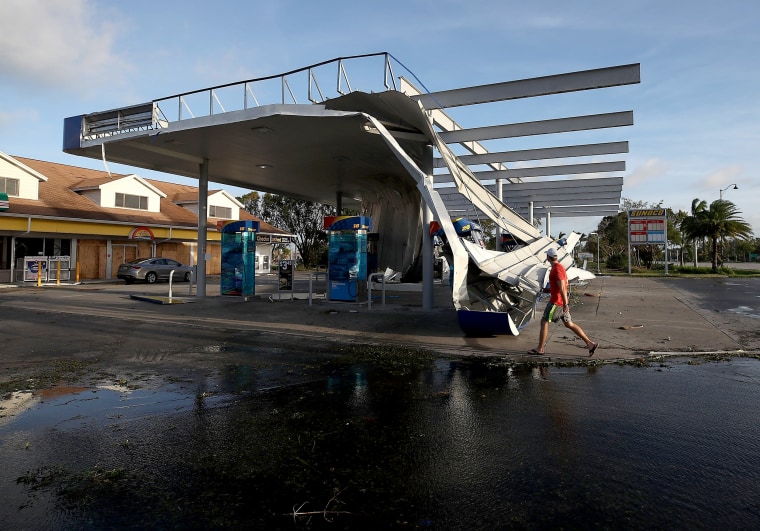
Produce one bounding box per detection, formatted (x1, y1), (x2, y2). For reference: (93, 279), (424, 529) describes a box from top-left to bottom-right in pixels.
(1, 215), (221, 241)
(0, 216), (29, 231)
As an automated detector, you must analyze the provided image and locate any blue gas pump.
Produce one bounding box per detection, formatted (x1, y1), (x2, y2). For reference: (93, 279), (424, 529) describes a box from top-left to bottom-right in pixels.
(324, 216), (371, 301)
(220, 220), (259, 296)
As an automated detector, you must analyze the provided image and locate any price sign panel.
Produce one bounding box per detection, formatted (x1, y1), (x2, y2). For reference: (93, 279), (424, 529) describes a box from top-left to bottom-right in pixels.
(628, 209), (666, 245)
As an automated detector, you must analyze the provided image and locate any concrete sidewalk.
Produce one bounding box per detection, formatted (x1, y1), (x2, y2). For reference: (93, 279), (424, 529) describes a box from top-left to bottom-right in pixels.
(6, 274), (755, 364)
(196, 274), (755, 362)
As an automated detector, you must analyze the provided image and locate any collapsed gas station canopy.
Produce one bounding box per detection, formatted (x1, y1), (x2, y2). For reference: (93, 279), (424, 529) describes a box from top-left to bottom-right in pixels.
(62, 53), (639, 314)
(63, 52), (639, 219)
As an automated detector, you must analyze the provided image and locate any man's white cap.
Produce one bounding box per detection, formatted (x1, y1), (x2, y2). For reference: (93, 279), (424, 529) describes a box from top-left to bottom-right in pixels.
(545, 248), (558, 258)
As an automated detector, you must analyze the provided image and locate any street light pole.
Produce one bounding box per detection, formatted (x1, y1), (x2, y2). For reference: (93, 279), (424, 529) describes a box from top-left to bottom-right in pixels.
(720, 183), (738, 200)
(718, 184), (738, 266)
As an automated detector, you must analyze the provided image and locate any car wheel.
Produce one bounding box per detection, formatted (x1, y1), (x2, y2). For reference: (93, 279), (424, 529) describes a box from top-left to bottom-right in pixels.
(145, 272), (158, 284)
(184, 271), (192, 282)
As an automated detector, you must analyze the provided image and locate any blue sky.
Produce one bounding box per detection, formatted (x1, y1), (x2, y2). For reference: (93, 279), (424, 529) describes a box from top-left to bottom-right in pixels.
(1, 0), (758, 237)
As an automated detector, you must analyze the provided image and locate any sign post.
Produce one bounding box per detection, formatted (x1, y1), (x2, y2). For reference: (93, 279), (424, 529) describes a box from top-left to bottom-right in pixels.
(278, 259), (295, 301)
(628, 208), (668, 274)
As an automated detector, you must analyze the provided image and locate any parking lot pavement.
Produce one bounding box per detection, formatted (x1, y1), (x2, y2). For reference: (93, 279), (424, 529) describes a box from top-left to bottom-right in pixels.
(1, 274), (758, 365)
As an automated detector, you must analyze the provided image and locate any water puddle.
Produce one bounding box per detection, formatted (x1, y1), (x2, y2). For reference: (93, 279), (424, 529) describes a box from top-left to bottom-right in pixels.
(2, 356), (760, 529)
(726, 305), (760, 318)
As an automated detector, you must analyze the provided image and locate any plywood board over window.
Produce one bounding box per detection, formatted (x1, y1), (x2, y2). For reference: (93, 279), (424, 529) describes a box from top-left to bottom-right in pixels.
(77, 240), (104, 280)
(156, 242), (180, 262)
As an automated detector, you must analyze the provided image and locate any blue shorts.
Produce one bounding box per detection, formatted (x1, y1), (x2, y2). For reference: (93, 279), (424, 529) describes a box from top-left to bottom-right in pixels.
(542, 303), (571, 323)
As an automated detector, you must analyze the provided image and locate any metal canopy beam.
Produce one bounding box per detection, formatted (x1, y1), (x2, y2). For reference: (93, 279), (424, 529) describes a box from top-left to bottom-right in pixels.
(413, 63), (640, 109)
(433, 141), (629, 168)
(441, 194), (622, 209)
(439, 111), (634, 143)
(438, 176), (623, 219)
(434, 161), (625, 182)
(441, 189), (622, 205)
(438, 176), (623, 198)
(443, 201), (621, 218)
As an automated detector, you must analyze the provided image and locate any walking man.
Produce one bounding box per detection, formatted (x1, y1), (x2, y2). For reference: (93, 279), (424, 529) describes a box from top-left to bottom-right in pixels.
(530, 248), (599, 356)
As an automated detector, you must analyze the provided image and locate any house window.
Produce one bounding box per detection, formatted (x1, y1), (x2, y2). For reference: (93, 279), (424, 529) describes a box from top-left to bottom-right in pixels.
(115, 192), (148, 210)
(0, 176), (20, 196)
(209, 205), (232, 219)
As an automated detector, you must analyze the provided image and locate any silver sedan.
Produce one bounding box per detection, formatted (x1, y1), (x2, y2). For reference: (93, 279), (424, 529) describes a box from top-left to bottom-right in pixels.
(117, 257), (193, 284)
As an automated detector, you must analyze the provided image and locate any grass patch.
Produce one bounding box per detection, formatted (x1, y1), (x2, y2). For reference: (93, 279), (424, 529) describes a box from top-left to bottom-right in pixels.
(330, 343), (437, 376)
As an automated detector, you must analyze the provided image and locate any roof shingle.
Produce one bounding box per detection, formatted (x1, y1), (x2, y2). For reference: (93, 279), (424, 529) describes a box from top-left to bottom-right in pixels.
(4, 156), (289, 235)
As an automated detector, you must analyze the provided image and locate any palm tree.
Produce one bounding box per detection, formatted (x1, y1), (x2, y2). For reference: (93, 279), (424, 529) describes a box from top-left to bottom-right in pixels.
(687, 198), (708, 267)
(667, 209), (688, 266)
(681, 198), (753, 271)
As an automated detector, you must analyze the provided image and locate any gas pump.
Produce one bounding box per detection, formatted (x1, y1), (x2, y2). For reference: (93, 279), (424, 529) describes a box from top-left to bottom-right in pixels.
(220, 220), (259, 296)
(323, 215), (371, 301)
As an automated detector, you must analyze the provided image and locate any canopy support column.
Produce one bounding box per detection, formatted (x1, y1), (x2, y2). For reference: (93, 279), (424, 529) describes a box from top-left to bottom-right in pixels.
(197, 159), (209, 297)
(496, 178), (504, 250)
(422, 144), (434, 311)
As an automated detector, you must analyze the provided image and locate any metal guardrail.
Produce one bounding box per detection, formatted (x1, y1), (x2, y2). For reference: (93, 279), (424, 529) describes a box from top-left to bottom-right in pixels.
(153, 52), (400, 126)
(81, 53), (404, 141)
(308, 271), (328, 306)
(367, 273), (425, 310)
(367, 272), (387, 310)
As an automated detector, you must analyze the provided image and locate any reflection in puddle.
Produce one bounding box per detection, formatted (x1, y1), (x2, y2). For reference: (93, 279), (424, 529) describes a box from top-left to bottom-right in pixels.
(0, 391), (37, 427)
(726, 306), (760, 318)
(2, 358), (760, 529)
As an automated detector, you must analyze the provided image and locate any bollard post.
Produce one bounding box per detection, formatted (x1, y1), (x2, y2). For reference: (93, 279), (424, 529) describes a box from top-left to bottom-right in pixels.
(37, 261), (42, 287)
(309, 273), (313, 306)
(367, 273), (386, 310)
(309, 272), (320, 306)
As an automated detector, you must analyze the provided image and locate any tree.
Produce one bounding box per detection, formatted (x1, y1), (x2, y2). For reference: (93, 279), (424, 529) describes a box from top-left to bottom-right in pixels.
(732, 237), (755, 262)
(685, 198), (707, 267)
(476, 218), (498, 249)
(680, 198), (754, 272)
(598, 212), (628, 254)
(252, 193), (334, 268)
(669, 209), (689, 265)
(238, 191), (261, 217)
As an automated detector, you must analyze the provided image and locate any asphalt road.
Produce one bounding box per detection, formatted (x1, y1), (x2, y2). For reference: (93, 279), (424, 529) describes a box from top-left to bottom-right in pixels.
(2, 273), (759, 378)
(667, 276), (760, 317)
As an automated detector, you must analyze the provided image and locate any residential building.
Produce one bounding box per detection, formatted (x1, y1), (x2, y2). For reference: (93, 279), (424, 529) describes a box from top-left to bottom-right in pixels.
(0, 152), (291, 283)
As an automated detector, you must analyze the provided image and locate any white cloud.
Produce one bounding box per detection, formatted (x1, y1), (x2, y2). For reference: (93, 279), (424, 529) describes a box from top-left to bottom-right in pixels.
(0, 0), (131, 92)
(624, 158), (667, 186)
(697, 165), (743, 190)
